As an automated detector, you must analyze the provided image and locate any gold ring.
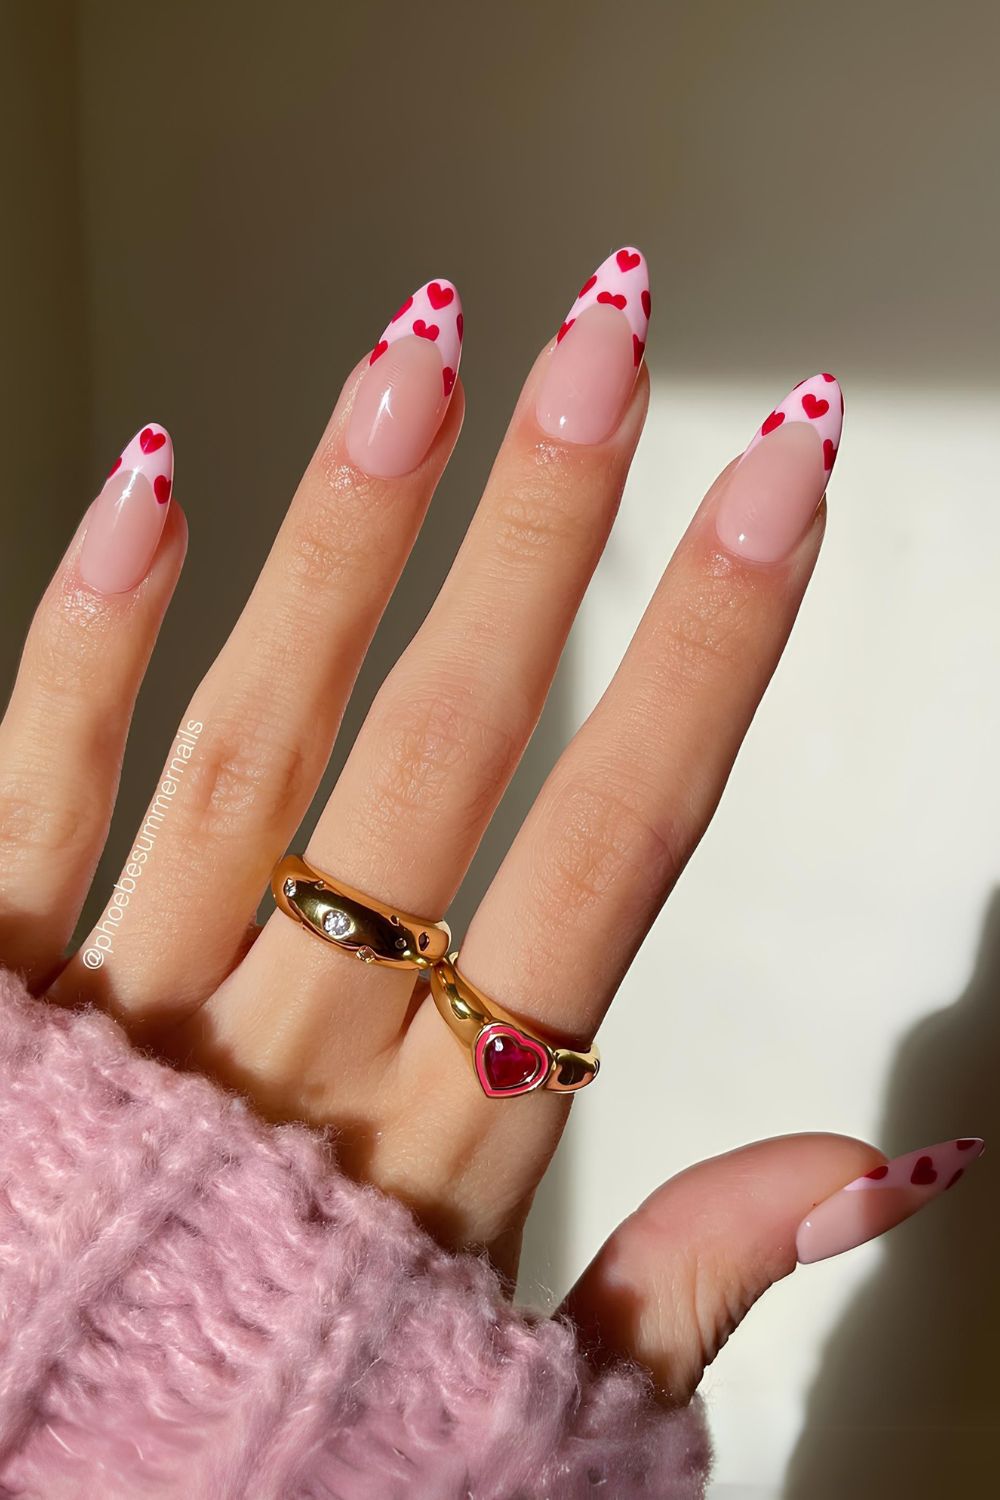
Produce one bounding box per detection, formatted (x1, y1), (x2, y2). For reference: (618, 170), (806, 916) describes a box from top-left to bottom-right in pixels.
(428, 954), (600, 1097)
(272, 854), (451, 969)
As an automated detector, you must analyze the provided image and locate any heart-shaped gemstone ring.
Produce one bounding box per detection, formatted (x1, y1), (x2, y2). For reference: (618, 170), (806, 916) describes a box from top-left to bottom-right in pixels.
(474, 1022), (551, 1097)
(429, 955), (600, 1098)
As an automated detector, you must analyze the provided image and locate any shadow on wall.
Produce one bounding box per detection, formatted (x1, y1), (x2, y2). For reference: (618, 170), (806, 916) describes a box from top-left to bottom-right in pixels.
(784, 890), (1000, 1498)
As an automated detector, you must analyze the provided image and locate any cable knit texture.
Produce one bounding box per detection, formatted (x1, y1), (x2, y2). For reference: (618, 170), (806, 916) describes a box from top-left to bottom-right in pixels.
(0, 967), (711, 1498)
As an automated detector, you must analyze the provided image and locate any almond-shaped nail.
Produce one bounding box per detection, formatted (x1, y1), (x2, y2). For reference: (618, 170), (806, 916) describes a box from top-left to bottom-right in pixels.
(535, 247), (650, 446)
(346, 279), (462, 479)
(796, 1137), (985, 1265)
(715, 372), (844, 564)
(79, 424), (174, 594)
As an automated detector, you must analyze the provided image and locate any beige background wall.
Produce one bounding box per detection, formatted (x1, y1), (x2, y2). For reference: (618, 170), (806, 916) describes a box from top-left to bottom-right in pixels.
(2, 2), (998, 1493)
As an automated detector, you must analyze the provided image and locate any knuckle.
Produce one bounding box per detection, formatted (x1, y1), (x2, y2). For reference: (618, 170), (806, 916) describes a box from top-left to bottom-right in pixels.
(655, 578), (749, 695)
(28, 583), (116, 705)
(489, 479), (593, 571)
(0, 777), (102, 863)
(530, 767), (684, 915)
(283, 498), (368, 594)
(363, 679), (522, 831)
(179, 719), (310, 838)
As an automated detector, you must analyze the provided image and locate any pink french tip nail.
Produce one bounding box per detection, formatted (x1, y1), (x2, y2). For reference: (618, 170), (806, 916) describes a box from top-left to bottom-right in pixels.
(535, 246), (650, 446)
(78, 424), (174, 595)
(796, 1137), (985, 1265)
(345, 278), (463, 479)
(714, 372), (845, 565)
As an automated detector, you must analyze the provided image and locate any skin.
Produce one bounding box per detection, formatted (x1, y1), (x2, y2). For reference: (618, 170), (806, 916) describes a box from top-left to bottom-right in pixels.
(0, 336), (882, 1408)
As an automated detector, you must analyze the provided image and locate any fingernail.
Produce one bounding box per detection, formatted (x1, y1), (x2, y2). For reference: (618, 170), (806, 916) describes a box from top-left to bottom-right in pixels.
(535, 246), (650, 446)
(714, 373), (844, 564)
(346, 279), (463, 478)
(796, 1137), (985, 1265)
(79, 424), (174, 594)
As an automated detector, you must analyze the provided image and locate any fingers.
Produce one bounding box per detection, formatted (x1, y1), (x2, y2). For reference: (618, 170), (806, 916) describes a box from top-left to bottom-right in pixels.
(55, 281), (465, 1025)
(559, 1133), (985, 1404)
(454, 375), (844, 1049)
(0, 426), (184, 984)
(364, 375), (842, 1253)
(194, 249), (654, 1105)
(312, 250), (651, 919)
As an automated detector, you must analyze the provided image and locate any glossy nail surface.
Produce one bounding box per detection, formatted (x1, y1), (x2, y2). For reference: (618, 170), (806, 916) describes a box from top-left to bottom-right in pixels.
(715, 373), (844, 564)
(535, 247), (650, 446)
(79, 425), (174, 594)
(796, 1137), (984, 1265)
(346, 279), (462, 478)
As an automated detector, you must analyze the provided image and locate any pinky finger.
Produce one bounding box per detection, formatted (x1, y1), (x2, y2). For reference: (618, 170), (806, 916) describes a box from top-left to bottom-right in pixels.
(0, 425), (184, 984)
(559, 1133), (984, 1404)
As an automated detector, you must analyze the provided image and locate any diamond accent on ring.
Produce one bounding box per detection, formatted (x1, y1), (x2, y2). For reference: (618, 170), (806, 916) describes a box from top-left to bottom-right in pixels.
(283, 879), (297, 899)
(323, 909), (353, 939)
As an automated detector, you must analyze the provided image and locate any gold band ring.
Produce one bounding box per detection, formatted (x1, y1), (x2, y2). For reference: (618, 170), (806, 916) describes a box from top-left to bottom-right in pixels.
(429, 954), (600, 1097)
(272, 854), (451, 969)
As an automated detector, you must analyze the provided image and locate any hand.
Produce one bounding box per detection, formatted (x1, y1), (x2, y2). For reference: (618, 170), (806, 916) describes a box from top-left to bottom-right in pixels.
(1, 252), (971, 1404)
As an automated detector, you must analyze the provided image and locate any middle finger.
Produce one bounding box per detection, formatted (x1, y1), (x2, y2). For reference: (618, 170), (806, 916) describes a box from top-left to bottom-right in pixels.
(194, 248), (653, 1106)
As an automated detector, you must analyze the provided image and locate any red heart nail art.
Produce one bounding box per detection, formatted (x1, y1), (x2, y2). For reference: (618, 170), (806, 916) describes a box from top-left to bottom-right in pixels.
(738, 375), (843, 496)
(153, 475), (172, 505)
(865, 1164), (890, 1180)
(910, 1155), (938, 1186)
(946, 1168), (965, 1190)
(474, 1023), (550, 1098)
(822, 372), (836, 382)
(957, 1138), (979, 1150)
(362, 280), (464, 422)
(550, 248), (649, 405)
(427, 282), (454, 311)
(107, 455), (122, 478)
(139, 428), (166, 455)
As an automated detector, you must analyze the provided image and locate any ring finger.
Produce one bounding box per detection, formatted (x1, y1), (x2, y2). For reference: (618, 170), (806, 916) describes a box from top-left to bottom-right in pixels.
(398, 372), (844, 1256)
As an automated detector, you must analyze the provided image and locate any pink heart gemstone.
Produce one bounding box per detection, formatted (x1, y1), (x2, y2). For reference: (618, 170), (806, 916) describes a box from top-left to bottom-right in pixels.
(474, 1023), (550, 1098)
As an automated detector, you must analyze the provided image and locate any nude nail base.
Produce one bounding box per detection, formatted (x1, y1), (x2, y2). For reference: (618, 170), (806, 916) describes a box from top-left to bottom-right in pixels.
(796, 1137), (984, 1264)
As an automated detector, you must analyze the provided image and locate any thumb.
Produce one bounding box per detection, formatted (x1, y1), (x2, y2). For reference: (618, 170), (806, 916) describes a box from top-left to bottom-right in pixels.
(558, 1132), (983, 1404)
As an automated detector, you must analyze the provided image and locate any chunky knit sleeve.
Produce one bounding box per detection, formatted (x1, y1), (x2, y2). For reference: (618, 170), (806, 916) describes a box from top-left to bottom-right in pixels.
(0, 968), (711, 1499)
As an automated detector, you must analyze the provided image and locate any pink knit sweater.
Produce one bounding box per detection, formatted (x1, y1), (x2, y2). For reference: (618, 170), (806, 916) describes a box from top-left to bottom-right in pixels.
(0, 967), (710, 1498)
